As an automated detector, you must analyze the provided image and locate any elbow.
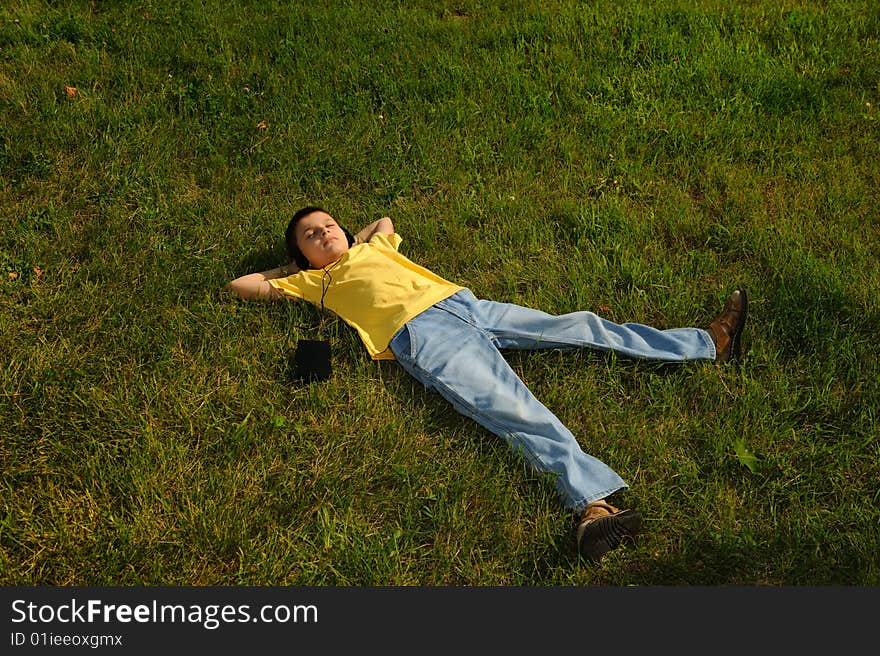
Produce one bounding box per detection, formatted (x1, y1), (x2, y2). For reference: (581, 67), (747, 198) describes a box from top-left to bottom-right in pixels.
(226, 278), (255, 300)
(226, 277), (278, 301)
(225, 280), (245, 299)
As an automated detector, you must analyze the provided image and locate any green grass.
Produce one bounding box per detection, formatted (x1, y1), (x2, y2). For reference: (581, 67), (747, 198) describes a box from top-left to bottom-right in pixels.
(1, 0), (878, 585)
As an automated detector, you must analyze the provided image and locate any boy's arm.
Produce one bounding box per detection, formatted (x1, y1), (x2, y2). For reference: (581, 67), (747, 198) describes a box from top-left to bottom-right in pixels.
(226, 263), (298, 301)
(354, 216), (394, 244)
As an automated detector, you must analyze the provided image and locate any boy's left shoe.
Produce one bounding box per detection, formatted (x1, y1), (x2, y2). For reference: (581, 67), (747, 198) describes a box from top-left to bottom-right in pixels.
(706, 289), (748, 364)
(576, 501), (642, 562)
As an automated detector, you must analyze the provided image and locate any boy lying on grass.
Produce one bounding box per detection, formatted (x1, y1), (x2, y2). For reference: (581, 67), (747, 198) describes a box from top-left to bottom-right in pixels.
(227, 206), (748, 562)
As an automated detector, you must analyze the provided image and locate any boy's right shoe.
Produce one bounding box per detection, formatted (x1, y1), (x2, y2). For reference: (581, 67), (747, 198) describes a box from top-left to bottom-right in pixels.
(576, 500), (642, 562)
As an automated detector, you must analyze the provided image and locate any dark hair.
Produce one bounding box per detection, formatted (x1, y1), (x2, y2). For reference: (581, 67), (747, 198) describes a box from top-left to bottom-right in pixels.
(285, 206), (355, 270)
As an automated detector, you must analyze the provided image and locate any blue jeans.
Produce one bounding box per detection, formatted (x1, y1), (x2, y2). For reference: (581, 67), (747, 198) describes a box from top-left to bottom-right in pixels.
(389, 289), (715, 512)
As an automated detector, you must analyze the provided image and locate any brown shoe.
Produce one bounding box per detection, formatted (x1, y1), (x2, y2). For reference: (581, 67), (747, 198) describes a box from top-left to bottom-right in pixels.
(576, 500), (642, 561)
(706, 289), (748, 364)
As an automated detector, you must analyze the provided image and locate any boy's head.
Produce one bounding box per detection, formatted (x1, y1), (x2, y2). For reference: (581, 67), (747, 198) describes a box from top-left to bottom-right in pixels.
(285, 206), (355, 270)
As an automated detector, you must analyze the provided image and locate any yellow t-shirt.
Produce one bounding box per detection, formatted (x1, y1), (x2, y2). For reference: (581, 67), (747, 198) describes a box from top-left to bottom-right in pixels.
(268, 232), (464, 360)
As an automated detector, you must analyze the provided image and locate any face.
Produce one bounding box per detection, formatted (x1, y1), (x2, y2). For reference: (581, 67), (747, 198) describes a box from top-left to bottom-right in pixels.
(295, 211), (349, 269)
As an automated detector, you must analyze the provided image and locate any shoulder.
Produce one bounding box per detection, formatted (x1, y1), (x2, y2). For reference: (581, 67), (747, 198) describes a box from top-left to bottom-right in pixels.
(368, 231), (402, 251)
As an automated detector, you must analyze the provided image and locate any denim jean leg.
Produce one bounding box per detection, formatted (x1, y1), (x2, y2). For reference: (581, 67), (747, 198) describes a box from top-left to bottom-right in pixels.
(461, 290), (715, 361)
(390, 304), (627, 511)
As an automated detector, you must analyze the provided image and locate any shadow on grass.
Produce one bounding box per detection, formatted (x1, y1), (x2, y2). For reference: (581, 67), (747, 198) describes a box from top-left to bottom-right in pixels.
(633, 530), (873, 585)
(763, 262), (879, 367)
(233, 241), (288, 278)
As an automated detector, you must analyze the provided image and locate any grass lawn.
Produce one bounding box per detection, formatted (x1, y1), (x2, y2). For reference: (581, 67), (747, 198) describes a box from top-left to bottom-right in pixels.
(1, 0), (878, 585)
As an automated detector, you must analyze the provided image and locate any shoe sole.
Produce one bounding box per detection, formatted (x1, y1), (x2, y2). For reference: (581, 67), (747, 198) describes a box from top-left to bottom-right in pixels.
(730, 289), (748, 361)
(578, 509), (642, 561)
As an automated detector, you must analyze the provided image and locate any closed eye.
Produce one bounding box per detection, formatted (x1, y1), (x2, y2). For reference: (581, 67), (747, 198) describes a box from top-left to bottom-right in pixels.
(304, 222), (336, 240)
